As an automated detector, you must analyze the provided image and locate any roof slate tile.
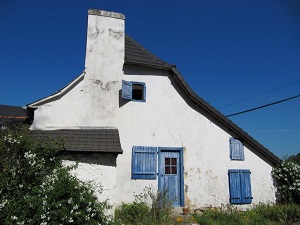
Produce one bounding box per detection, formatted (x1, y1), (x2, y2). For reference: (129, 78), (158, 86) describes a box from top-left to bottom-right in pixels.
(31, 129), (123, 154)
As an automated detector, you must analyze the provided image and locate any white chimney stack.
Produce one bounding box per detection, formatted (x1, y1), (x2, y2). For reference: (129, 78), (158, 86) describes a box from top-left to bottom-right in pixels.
(84, 9), (125, 84)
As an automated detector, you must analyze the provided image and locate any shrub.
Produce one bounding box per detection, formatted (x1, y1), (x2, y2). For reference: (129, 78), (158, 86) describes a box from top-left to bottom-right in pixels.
(272, 160), (300, 204)
(0, 125), (111, 225)
(114, 202), (150, 225)
(251, 203), (300, 224)
(114, 186), (173, 225)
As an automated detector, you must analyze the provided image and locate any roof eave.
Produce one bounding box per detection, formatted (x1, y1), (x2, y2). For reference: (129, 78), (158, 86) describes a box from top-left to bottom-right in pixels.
(27, 71), (86, 108)
(169, 66), (281, 166)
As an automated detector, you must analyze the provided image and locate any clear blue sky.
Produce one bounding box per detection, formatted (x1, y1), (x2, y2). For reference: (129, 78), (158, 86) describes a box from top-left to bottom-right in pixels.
(1, 0), (299, 158)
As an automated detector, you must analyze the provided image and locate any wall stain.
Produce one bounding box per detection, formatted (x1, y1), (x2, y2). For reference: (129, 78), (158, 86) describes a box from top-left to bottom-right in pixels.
(89, 27), (101, 39)
(109, 29), (123, 39)
(93, 80), (118, 91)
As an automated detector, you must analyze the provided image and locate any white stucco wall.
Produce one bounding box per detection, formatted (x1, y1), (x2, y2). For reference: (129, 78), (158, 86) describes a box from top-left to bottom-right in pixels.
(29, 10), (276, 211)
(61, 153), (117, 214)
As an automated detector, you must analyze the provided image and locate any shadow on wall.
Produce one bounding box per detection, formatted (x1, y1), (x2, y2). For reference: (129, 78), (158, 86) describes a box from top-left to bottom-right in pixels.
(60, 152), (117, 167)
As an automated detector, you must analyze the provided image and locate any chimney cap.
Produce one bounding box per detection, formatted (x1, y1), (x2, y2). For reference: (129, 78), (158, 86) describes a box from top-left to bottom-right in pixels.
(88, 9), (125, 20)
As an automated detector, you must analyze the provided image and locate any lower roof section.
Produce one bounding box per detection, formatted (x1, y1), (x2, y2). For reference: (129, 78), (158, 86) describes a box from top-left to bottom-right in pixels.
(31, 128), (123, 154)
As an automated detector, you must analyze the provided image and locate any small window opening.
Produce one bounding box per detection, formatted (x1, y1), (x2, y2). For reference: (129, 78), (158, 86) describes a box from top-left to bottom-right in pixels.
(132, 84), (144, 101)
(122, 80), (146, 102)
(165, 157), (177, 174)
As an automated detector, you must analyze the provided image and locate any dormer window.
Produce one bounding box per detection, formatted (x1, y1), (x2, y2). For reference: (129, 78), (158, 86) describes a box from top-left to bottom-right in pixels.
(122, 80), (146, 102)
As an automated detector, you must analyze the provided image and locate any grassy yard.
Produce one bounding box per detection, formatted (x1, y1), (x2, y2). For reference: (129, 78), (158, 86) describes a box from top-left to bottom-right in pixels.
(113, 203), (300, 225)
(191, 204), (300, 225)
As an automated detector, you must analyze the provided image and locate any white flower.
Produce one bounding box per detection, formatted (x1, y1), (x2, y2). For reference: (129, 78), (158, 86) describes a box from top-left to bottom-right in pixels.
(11, 216), (18, 220)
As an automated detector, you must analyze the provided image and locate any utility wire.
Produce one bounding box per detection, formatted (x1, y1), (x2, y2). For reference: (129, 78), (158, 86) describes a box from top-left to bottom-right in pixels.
(226, 94), (300, 117)
(218, 79), (300, 109)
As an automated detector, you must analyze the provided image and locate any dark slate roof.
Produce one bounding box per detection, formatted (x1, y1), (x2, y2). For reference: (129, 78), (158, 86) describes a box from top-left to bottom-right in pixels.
(123, 37), (281, 166)
(31, 129), (123, 154)
(0, 105), (27, 117)
(0, 105), (28, 126)
(125, 35), (172, 70)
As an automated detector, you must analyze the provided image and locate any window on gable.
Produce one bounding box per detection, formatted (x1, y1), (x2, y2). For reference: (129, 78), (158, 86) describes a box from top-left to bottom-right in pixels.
(132, 146), (157, 179)
(230, 138), (245, 160)
(122, 80), (146, 102)
(228, 169), (252, 204)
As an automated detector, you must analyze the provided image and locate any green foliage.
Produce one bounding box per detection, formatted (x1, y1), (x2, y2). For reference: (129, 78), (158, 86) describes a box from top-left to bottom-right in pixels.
(0, 125), (111, 225)
(272, 160), (300, 204)
(193, 207), (257, 225)
(251, 203), (300, 224)
(193, 204), (300, 225)
(114, 202), (150, 225)
(286, 153), (300, 166)
(114, 186), (173, 225)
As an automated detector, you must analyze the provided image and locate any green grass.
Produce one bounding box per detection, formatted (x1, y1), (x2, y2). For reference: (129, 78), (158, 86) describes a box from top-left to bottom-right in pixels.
(192, 204), (300, 225)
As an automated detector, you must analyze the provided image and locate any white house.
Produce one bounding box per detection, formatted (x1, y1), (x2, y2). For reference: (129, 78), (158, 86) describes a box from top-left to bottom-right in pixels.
(26, 9), (280, 211)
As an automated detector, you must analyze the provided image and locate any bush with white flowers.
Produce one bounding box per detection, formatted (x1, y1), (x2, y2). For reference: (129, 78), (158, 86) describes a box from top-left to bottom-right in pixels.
(0, 125), (111, 225)
(272, 160), (300, 204)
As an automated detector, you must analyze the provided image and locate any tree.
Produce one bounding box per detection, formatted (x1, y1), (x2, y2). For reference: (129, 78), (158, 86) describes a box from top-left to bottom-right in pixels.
(286, 153), (300, 166)
(0, 125), (111, 225)
(272, 160), (300, 204)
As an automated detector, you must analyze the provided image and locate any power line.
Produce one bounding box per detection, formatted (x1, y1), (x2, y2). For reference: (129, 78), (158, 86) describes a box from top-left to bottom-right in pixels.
(226, 94), (300, 117)
(218, 79), (300, 109)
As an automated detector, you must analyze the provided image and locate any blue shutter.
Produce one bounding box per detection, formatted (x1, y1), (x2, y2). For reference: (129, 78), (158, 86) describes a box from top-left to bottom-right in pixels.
(228, 169), (252, 204)
(142, 84), (146, 101)
(132, 146), (157, 180)
(230, 138), (244, 160)
(228, 169), (242, 204)
(240, 170), (252, 204)
(122, 80), (132, 100)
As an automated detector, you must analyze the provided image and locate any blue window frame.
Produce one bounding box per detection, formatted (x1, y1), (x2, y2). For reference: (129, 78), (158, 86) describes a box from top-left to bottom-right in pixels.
(131, 146), (157, 179)
(230, 138), (245, 160)
(228, 169), (252, 204)
(122, 80), (146, 102)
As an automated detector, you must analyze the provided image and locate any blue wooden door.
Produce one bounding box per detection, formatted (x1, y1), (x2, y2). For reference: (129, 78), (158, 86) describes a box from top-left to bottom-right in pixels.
(158, 149), (183, 206)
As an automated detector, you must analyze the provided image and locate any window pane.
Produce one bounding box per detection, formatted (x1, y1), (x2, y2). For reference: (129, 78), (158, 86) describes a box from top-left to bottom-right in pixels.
(132, 84), (144, 100)
(171, 167), (177, 174)
(165, 166), (170, 174)
(165, 158), (170, 165)
(171, 158), (177, 165)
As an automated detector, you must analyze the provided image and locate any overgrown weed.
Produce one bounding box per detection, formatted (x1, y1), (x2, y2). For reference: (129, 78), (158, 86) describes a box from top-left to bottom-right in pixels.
(193, 203), (300, 225)
(114, 186), (173, 225)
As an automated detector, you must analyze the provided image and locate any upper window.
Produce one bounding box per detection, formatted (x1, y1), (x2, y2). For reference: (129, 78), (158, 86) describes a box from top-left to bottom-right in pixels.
(229, 138), (244, 160)
(132, 146), (157, 180)
(122, 80), (146, 102)
(228, 169), (252, 204)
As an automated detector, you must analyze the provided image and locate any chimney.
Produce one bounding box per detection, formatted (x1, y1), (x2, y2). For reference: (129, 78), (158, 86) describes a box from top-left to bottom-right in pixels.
(84, 9), (125, 83)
